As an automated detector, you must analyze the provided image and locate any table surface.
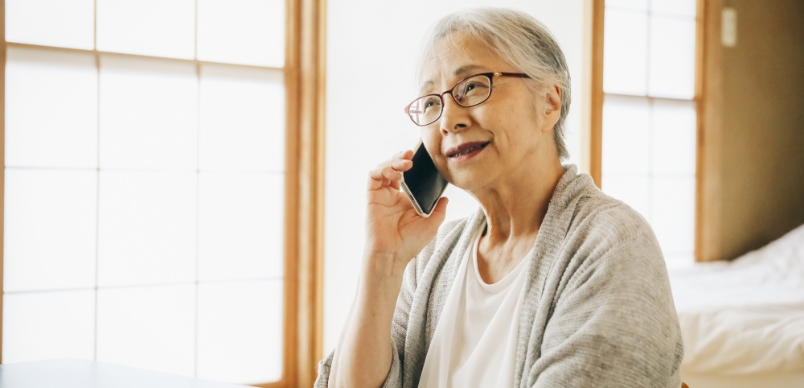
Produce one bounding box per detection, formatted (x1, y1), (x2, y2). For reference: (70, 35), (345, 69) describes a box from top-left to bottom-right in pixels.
(0, 359), (254, 388)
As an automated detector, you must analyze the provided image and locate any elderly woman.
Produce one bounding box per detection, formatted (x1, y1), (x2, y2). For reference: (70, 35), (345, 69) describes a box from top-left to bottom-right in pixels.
(317, 7), (683, 388)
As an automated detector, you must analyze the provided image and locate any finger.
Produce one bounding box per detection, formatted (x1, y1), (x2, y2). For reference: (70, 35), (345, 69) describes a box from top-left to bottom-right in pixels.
(434, 196), (449, 214)
(374, 150), (411, 171)
(368, 150), (414, 190)
(368, 165), (403, 190)
(387, 156), (413, 191)
(379, 165), (403, 181)
(428, 197), (449, 224)
(382, 150), (412, 165)
(398, 149), (414, 160)
(367, 167), (384, 190)
(391, 159), (413, 172)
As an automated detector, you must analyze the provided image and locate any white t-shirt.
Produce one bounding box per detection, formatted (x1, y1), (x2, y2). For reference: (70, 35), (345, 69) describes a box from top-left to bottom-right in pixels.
(418, 223), (531, 388)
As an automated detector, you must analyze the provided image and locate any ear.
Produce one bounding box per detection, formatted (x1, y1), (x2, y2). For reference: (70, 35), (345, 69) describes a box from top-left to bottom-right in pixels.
(541, 84), (562, 132)
(545, 84), (561, 114)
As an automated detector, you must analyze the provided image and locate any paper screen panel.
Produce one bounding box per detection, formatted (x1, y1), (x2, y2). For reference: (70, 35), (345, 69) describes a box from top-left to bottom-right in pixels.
(2, 290), (95, 363)
(651, 0), (696, 17)
(97, 171), (197, 287)
(197, 280), (283, 384)
(96, 285), (196, 377)
(96, 0), (195, 59)
(651, 176), (695, 256)
(197, 0), (285, 67)
(198, 172), (284, 281)
(600, 173), (650, 219)
(5, 47), (97, 168)
(605, 0), (647, 11)
(651, 99), (696, 175)
(648, 16), (696, 99)
(199, 65), (285, 172)
(603, 9), (648, 95)
(99, 55), (197, 170)
(602, 95), (650, 174)
(4, 169), (97, 292)
(6, 0), (94, 49)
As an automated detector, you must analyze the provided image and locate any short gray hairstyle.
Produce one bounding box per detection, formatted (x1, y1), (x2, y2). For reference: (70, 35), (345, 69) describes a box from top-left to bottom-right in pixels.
(417, 7), (572, 161)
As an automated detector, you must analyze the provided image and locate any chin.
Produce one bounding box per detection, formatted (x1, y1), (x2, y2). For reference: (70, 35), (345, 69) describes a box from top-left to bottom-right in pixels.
(448, 170), (494, 193)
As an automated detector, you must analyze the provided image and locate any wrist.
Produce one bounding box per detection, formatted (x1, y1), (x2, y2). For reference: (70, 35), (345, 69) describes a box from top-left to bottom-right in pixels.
(356, 251), (407, 315)
(362, 250), (408, 280)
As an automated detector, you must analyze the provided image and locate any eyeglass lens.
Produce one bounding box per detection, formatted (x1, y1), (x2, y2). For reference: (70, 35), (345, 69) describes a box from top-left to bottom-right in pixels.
(408, 75), (492, 126)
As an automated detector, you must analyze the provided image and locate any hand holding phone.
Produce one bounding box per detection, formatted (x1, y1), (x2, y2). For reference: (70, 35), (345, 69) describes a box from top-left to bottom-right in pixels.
(363, 143), (449, 266)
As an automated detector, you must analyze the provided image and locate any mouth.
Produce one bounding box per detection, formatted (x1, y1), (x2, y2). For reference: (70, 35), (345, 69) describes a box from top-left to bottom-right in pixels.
(445, 141), (490, 159)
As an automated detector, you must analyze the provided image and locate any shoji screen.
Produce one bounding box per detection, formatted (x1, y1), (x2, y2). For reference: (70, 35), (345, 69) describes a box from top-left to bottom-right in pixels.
(3, 0), (287, 384)
(601, 0), (698, 267)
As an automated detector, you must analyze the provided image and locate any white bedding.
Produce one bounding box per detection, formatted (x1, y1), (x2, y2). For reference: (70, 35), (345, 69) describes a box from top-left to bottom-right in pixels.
(668, 223), (804, 375)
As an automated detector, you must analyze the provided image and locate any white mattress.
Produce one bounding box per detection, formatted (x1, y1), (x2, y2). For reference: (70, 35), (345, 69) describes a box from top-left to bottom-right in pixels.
(668, 223), (804, 376)
(681, 371), (804, 388)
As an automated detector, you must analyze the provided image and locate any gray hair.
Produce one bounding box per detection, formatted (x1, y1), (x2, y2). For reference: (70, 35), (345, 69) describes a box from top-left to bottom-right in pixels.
(417, 7), (572, 161)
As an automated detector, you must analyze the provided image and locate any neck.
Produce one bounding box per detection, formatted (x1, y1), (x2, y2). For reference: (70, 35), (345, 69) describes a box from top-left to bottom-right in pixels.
(472, 156), (565, 246)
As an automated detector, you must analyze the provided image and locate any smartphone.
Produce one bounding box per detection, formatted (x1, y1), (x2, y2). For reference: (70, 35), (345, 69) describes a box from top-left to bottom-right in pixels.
(400, 141), (449, 218)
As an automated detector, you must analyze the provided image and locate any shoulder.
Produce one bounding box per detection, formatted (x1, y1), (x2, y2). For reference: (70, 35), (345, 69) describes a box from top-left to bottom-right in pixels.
(556, 187), (668, 288)
(550, 167), (659, 257)
(553, 186), (676, 315)
(570, 189), (661, 256)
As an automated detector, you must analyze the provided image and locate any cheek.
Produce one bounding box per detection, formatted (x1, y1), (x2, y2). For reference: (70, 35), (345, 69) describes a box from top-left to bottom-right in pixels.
(474, 102), (518, 143)
(475, 100), (540, 157)
(421, 130), (445, 165)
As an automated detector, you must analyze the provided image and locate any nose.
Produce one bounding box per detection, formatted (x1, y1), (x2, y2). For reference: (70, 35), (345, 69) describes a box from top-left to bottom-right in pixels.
(439, 93), (470, 135)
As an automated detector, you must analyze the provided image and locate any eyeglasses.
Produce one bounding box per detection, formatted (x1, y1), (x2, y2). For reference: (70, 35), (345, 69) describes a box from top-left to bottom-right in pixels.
(404, 72), (530, 126)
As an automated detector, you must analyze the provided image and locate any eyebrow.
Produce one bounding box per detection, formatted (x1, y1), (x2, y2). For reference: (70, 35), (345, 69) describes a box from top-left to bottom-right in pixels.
(419, 64), (485, 95)
(453, 64), (484, 77)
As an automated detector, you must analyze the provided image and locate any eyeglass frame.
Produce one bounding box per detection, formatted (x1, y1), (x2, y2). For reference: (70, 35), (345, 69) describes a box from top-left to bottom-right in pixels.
(403, 72), (531, 127)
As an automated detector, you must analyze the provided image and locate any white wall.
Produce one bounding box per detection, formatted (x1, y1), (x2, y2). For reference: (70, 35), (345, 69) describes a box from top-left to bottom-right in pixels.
(324, 0), (585, 352)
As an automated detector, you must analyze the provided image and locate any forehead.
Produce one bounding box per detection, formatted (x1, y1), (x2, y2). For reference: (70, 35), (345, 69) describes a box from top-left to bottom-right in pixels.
(419, 32), (509, 94)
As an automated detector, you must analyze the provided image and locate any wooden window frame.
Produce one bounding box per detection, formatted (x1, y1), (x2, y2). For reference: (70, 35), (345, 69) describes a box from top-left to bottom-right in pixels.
(284, 0), (327, 386)
(0, 0), (327, 386)
(695, 0), (723, 263)
(582, 0), (604, 188)
(583, 0), (717, 263)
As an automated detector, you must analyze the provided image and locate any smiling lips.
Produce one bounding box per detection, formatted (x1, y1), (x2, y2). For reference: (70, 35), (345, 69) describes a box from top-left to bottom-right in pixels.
(445, 141), (490, 158)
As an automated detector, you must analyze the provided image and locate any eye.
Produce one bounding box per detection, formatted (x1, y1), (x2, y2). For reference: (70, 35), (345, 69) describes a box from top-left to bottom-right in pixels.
(421, 96), (441, 112)
(464, 80), (487, 94)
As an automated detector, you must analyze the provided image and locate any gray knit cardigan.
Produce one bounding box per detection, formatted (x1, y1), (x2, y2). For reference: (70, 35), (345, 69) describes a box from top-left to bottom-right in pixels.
(316, 165), (684, 388)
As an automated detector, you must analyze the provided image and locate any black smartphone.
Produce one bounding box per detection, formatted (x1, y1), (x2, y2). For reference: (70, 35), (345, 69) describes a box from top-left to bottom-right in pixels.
(400, 141), (449, 218)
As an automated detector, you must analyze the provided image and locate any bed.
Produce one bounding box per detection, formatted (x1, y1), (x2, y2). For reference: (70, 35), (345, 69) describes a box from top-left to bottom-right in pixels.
(668, 223), (804, 388)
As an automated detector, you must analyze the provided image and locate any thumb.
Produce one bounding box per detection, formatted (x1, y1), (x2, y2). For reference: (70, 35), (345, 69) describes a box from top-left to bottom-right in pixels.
(427, 196), (449, 226)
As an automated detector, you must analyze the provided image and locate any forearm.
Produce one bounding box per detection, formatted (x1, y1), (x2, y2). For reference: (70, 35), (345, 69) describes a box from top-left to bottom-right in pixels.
(329, 253), (407, 388)
(327, 149), (445, 387)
